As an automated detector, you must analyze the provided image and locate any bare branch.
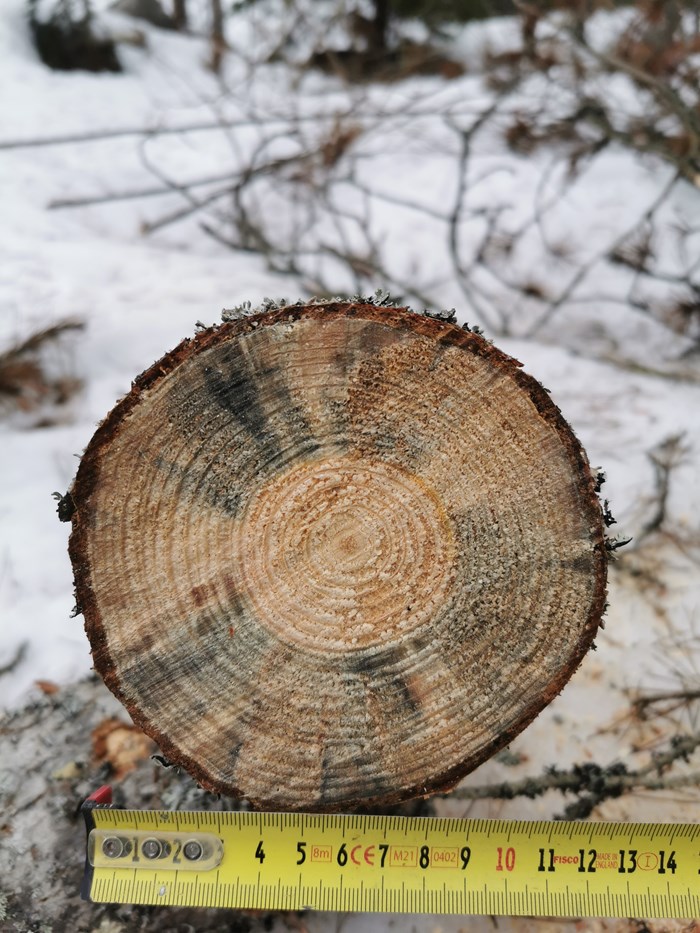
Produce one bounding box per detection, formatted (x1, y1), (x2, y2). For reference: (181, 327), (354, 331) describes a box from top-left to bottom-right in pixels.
(445, 732), (700, 819)
(48, 169), (241, 209)
(0, 642), (28, 678)
(525, 168), (683, 337)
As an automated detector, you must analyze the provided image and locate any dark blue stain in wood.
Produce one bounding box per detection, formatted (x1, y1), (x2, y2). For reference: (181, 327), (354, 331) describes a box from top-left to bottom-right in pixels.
(346, 647), (422, 718)
(204, 344), (282, 456)
(203, 344), (324, 472)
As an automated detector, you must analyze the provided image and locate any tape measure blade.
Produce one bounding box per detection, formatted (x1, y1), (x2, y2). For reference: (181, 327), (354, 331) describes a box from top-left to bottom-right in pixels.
(84, 811), (700, 917)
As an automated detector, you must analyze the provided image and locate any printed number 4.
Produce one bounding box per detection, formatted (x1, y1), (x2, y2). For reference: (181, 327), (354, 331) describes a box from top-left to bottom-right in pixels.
(255, 841), (266, 863)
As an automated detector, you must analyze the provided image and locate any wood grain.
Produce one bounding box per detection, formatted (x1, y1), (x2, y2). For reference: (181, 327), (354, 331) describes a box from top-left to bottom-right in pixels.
(67, 302), (607, 810)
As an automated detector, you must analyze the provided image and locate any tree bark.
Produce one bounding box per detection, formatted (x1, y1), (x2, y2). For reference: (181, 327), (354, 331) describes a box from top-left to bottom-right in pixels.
(209, 0), (225, 73)
(370, 0), (391, 54)
(172, 0), (187, 30)
(65, 302), (607, 813)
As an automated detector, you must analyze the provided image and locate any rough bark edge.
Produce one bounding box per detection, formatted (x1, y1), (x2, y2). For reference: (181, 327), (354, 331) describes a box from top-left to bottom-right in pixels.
(66, 302), (608, 811)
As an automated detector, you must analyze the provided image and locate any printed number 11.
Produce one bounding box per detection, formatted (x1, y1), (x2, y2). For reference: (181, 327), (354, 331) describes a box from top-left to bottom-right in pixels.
(538, 848), (555, 872)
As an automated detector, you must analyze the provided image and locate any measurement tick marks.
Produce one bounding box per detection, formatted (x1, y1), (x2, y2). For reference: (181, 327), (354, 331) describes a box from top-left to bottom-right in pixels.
(82, 808), (700, 918)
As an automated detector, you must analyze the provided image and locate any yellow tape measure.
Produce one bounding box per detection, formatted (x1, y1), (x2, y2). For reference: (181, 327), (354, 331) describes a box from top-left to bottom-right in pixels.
(81, 801), (700, 917)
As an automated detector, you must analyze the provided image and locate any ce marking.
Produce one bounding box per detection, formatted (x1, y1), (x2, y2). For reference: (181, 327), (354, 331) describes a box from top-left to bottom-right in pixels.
(351, 845), (376, 866)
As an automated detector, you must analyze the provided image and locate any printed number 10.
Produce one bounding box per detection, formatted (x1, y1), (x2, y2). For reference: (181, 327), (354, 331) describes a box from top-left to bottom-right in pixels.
(496, 847), (515, 872)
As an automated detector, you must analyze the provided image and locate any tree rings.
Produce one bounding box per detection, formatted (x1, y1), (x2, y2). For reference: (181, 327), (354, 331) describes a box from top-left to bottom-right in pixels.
(67, 302), (607, 810)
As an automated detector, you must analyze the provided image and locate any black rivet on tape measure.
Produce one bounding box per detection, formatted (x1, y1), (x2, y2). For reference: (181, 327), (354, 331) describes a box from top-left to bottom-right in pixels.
(142, 838), (166, 860)
(183, 840), (204, 861)
(101, 836), (125, 859)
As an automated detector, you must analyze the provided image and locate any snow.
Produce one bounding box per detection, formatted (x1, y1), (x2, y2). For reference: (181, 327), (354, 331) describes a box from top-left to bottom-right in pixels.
(1, 0), (700, 922)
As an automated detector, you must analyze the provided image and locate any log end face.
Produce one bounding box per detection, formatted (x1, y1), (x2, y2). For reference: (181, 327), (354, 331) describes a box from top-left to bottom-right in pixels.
(66, 302), (608, 811)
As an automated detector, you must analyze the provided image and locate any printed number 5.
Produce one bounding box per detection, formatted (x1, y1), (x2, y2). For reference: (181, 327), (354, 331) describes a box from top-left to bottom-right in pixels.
(297, 842), (307, 865)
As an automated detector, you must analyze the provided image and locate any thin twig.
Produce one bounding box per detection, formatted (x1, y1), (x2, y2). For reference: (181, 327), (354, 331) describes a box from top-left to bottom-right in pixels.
(633, 689), (700, 718)
(0, 642), (28, 678)
(444, 733), (700, 819)
(445, 102), (513, 332)
(639, 434), (688, 542)
(143, 184), (235, 235)
(525, 167), (682, 337)
(574, 35), (700, 153)
(0, 104), (506, 152)
(0, 320), (84, 363)
(48, 169), (241, 209)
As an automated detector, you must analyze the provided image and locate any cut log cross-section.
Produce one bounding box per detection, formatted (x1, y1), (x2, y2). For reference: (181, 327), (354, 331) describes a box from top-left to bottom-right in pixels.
(66, 302), (607, 811)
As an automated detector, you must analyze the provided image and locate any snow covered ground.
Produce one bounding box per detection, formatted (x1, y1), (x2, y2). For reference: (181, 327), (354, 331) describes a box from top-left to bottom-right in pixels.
(1, 1), (700, 927)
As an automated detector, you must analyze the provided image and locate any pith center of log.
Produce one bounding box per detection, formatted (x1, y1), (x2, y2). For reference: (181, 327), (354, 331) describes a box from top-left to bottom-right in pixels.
(232, 456), (456, 653)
